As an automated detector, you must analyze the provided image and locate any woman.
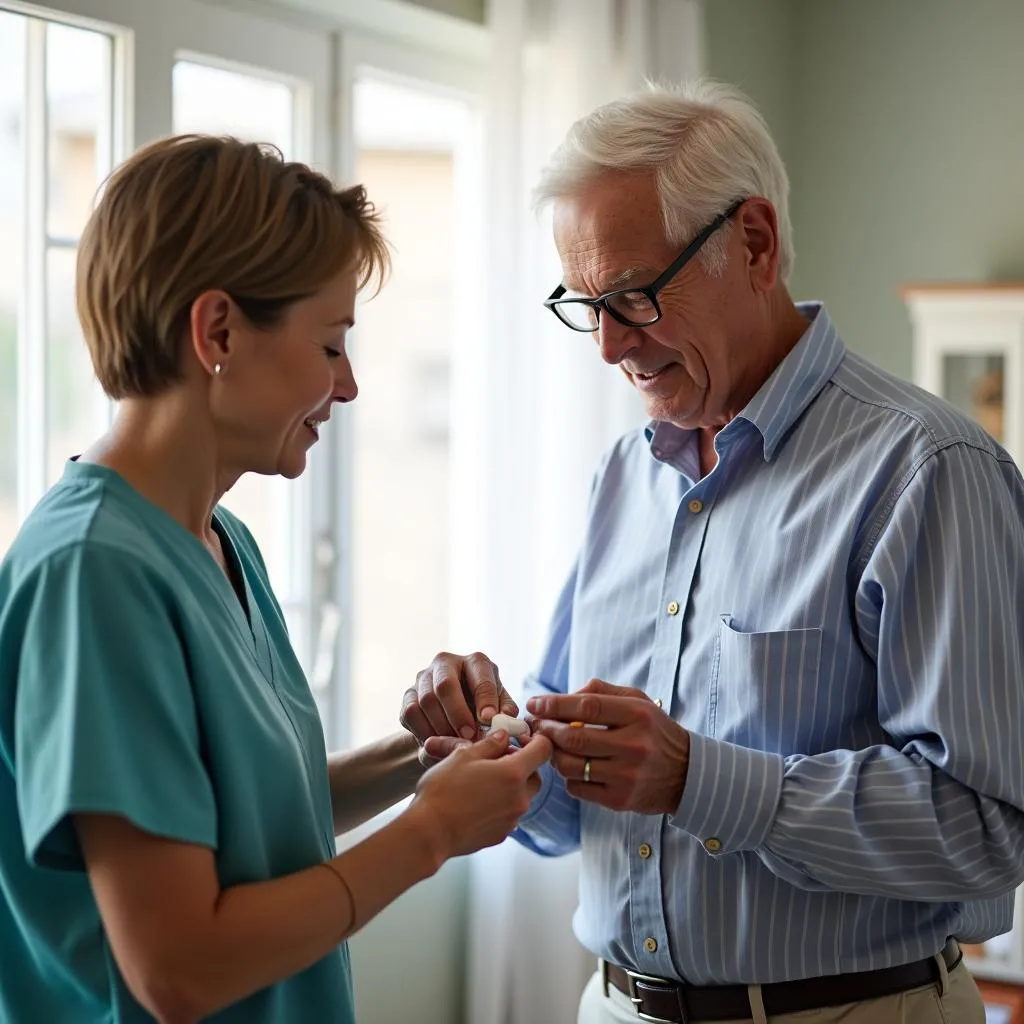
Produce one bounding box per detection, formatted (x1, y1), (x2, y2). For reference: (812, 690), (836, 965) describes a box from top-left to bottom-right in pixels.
(0, 135), (550, 1024)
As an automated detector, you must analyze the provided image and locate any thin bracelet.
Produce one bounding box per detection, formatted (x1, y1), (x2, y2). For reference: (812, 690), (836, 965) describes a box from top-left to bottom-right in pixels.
(318, 861), (356, 932)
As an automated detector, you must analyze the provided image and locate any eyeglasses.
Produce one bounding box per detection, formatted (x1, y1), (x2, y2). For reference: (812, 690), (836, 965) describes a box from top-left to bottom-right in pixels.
(543, 199), (745, 333)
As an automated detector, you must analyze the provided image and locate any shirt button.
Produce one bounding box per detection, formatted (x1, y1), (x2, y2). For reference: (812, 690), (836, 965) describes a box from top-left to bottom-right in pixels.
(638, 843), (652, 860)
(704, 837), (722, 853)
(688, 499), (703, 514)
(666, 600), (680, 616)
(644, 937), (658, 953)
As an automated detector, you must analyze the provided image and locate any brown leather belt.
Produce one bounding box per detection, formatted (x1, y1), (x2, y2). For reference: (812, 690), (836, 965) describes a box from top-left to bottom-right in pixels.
(603, 938), (962, 1023)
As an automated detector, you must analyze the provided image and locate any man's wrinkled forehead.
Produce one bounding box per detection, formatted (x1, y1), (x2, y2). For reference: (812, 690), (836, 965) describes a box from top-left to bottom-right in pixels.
(551, 172), (671, 293)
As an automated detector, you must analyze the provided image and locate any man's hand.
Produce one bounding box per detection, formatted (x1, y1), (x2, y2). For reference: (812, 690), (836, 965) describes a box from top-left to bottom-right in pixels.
(400, 652), (520, 762)
(527, 679), (689, 814)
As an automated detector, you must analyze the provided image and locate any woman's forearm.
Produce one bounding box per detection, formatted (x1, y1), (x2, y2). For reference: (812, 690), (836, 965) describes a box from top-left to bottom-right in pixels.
(190, 805), (445, 1015)
(78, 804), (447, 1024)
(328, 730), (425, 834)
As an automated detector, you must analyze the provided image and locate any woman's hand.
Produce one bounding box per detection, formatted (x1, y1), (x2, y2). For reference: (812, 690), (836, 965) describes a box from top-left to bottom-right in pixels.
(407, 729), (553, 860)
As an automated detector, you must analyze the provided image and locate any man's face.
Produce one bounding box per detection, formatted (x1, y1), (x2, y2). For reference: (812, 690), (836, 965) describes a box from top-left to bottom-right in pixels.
(552, 170), (779, 430)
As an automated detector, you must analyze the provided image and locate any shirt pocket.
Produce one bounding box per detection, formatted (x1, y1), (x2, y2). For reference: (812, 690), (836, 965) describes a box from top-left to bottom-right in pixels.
(708, 615), (822, 754)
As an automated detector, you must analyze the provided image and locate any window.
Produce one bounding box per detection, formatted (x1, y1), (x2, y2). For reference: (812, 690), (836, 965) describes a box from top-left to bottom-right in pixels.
(348, 76), (475, 745)
(2, 0), (485, 753)
(0, 8), (121, 557)
(172, 60), (294, 154)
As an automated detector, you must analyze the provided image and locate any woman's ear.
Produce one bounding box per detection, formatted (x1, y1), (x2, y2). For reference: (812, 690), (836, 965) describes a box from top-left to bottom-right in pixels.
(189, 290), (235, 377)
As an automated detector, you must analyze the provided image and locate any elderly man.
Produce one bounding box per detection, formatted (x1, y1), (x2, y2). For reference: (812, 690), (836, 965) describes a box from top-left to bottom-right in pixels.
(401, 81), (1023, 1024)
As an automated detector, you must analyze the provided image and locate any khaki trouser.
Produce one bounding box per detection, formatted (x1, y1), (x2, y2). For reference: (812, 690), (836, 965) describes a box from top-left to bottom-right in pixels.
(577, 954), (986, 1024)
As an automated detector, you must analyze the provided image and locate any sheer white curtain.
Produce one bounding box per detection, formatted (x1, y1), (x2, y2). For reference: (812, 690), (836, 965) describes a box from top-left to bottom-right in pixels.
(460, 3), (704, 1022)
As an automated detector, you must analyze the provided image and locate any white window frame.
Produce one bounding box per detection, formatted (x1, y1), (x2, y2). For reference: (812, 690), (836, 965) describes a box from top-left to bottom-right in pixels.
(2, 0), (491, 751)
(5, 1), (130, 519)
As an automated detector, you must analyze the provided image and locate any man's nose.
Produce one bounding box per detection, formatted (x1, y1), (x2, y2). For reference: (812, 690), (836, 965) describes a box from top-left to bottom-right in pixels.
(595, 312), (637, 366)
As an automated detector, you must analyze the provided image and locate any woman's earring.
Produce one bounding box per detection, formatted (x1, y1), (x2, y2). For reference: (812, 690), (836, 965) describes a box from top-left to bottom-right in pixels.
(214, 363), (223, 376)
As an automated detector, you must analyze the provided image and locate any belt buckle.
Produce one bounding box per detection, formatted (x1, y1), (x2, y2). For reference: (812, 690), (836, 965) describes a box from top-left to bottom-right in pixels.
(624, 967), (688, 1024)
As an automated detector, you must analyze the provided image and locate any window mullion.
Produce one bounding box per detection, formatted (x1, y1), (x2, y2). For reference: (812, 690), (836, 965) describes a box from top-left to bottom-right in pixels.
(19, 17), (48, 521)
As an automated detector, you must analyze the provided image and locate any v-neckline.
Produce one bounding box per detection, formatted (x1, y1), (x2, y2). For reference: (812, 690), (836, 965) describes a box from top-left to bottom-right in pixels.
(212, 517), (276, 687)
(212, 517), (251, 627)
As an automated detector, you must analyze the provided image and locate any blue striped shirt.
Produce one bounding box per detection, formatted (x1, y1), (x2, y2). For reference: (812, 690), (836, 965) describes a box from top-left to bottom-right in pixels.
(514, 303), (1024, 984)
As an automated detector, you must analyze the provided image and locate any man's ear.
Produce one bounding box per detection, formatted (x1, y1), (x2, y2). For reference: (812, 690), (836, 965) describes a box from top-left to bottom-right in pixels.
(189, 290), (235, 376)
(737, 198), (781, 292)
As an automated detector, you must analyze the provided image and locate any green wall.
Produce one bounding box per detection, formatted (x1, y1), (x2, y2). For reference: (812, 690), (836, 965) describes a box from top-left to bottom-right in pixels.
(705, 0), (1024, 380)
(703, 0), (797, 173)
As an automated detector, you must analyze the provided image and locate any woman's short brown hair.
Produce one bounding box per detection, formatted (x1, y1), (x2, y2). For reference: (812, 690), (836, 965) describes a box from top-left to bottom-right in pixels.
(76, 134), (390, 399)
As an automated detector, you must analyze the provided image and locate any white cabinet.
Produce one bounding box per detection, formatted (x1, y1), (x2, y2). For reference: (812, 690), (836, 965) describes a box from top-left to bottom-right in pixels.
(905, 284), (1024, 983)
(905, 285), (1024, 464)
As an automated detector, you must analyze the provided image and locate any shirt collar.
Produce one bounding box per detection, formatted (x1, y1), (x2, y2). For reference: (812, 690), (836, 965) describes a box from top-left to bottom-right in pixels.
(645, 303), (846, 465)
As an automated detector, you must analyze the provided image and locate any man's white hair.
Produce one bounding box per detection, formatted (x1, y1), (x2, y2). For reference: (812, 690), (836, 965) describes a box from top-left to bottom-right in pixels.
(533, 80), (794, 282)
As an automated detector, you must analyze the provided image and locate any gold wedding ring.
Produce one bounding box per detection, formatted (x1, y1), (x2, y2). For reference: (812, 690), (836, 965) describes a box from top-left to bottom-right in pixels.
(583, 758), (592, 783)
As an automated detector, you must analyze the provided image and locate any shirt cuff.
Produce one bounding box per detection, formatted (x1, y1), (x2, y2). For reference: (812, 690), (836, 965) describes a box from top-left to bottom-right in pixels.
(515, 759), (557, 827)
(668, 732), (785, 855)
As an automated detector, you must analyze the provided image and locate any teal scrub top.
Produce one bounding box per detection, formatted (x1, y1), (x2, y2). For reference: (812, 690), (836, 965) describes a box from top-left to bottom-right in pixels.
(0, 461), (355, 1023)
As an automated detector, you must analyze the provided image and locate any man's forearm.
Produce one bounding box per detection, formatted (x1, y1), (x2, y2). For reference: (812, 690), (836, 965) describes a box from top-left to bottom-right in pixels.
(763, 745), (1024, 900)
(671, 733), (1024, 901)
(328, 731), (425, 835)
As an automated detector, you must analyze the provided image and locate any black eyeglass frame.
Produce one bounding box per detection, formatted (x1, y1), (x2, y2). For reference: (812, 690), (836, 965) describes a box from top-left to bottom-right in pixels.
(543, 199), (746, 332)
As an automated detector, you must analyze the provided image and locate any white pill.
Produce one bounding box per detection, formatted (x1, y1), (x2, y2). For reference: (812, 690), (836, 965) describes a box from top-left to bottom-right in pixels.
(489, 713), (530, 737)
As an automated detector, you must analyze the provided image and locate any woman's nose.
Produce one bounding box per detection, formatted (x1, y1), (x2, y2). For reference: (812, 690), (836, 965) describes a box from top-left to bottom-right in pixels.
(334, 353), (358, 403)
